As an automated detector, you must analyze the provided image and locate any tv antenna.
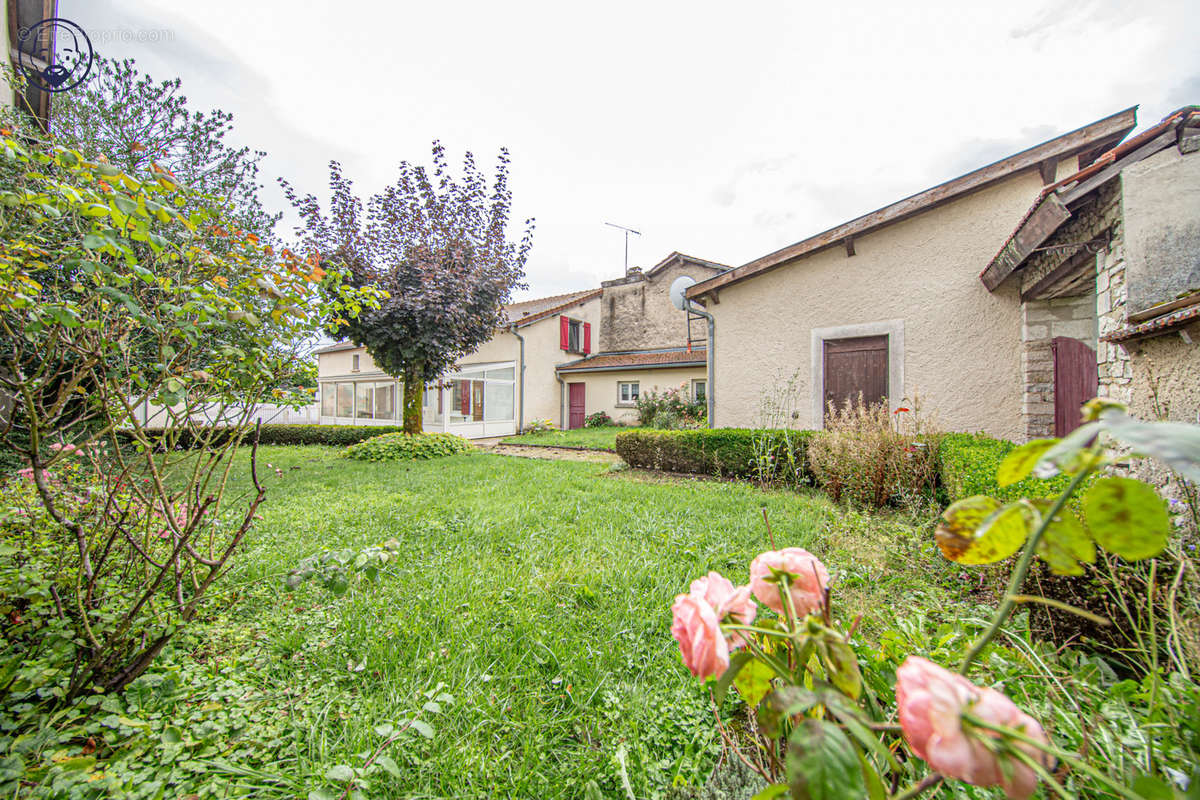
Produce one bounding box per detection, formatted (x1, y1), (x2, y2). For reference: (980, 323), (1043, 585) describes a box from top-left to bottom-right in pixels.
(604, 221), (641, 276)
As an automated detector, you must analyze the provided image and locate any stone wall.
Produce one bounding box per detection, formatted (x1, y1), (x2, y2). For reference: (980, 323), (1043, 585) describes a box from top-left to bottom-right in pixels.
(1096, 233), (1134, 407)
(599, 260), (723, 352)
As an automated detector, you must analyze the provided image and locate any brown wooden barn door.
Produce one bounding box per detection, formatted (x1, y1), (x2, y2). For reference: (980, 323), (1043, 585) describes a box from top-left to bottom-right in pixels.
(1052, 337), (1097, 436)
(823, 335), (888, 421)
(568, 382), (586, 430)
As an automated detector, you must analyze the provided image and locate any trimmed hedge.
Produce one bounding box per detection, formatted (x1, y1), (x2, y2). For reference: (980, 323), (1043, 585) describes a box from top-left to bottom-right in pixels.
(345, 432), (472, 461)
(614, 428), (814, 484)
(124, 424), (411, 450)
(937, 432), (1087, 504)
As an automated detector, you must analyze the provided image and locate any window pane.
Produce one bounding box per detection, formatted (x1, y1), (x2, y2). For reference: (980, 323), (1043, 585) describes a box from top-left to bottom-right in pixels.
(375, 382), (394, 420)
(694, 380), (706, 401)
(484, 380), (514, 421)
(456, 369), (486, 381)
(321, 384), (335, 416)
(337, 383), (354, 417)
(568, 321), (581, 352)
(356, 383), (373, 419)
(485, 366), (515, 381)
(472, 380), (484, 422)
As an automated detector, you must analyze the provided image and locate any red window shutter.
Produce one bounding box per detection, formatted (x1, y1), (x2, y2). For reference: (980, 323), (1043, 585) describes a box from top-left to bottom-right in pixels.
(583, 322), (591, 354)
(560, 316), (569, 350)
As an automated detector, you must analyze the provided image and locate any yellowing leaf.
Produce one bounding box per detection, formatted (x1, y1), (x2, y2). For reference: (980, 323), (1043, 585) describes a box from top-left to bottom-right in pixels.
(733, 657), (774, 709)
(1083, 477), (1169, 561)
(1030, 499), (1095, 576)
(935, 496), (1030, 565)
(996, 439), (1058, 487)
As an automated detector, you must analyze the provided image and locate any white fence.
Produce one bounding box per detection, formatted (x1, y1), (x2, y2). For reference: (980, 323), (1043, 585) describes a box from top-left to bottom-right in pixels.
(131, 401), (321, 428)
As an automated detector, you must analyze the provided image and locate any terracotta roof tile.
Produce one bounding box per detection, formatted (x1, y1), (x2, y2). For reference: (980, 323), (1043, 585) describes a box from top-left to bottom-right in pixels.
(557, 348), (707, 372)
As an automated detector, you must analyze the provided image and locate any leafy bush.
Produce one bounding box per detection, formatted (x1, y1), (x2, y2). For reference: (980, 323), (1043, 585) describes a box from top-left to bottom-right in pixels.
(807, 398), (942, 509)
(636, 384), (706, 429)
(344, 432), (472, 461)
(524, 418), (556, 433)
(584, 411), (613, 428)
(127, 424), (411, 450)
(938, 431), (1086, 503)
(615, 428), (813, 484)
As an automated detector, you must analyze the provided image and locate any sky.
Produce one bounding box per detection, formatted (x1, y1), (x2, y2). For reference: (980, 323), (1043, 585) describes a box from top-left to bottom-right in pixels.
(62, 0), (1199, 301)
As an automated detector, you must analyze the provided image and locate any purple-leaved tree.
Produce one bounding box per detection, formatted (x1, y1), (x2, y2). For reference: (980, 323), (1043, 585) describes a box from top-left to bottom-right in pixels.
(285, 143), (533, 434)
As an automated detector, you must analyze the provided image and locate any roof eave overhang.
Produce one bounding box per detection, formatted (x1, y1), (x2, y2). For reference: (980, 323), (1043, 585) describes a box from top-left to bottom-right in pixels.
(556, 361), (706, 374)
(686, 106), (1138, 301)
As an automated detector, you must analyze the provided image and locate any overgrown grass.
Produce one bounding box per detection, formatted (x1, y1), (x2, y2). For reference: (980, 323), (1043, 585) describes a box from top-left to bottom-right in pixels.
(501, 426), (644, 451)
(148, 446), (951, 799)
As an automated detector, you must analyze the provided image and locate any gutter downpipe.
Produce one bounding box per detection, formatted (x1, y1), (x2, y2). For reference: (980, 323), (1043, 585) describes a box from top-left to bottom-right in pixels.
(555, 370), (566, 430)
(510, 324), (526, 434)
(686, 300), (715, 427)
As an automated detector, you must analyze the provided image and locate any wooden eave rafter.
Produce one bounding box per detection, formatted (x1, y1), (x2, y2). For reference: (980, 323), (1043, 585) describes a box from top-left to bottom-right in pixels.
(980, 107), (1199, 293)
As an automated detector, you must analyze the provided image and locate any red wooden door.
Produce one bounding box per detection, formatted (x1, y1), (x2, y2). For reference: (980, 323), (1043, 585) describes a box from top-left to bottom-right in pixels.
(823, 335), (888, 419)
(568, 382), (586, 430)
(1052, 337), (1097, 436)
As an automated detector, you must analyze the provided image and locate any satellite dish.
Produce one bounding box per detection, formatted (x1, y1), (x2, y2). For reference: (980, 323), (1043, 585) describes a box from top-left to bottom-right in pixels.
(669, 275), (696, 311)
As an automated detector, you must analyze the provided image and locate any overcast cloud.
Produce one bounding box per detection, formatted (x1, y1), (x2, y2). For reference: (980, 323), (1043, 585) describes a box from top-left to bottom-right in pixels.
(62, 0), (1199, 299)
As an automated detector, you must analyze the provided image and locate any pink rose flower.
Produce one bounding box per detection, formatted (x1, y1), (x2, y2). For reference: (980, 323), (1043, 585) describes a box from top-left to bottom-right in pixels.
(749, 548), (829, 616)
(49, 443), (79, 455)
(690, 571), (757, 647)
(896, 656), (1051, 800)
(670, 593), (729, 680)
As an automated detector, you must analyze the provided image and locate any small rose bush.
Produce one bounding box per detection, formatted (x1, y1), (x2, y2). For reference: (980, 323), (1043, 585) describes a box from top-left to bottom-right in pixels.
(671, 399), (1197, 799)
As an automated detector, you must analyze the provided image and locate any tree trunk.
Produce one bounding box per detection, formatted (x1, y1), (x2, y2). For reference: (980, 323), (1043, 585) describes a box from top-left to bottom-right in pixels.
(402, 364), (423, 435)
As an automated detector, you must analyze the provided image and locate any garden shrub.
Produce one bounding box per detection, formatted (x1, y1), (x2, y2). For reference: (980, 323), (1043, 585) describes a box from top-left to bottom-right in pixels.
(344, 432), (472, 461)
(126, 424), (412, 450)
(807, 398), (942, 509)
(937, 431), (1085, 503)
(584, 411), (613, 428)
(524, 418), (556, 433)
(636, 384), (706, 429)
(614, 428), (813, 484)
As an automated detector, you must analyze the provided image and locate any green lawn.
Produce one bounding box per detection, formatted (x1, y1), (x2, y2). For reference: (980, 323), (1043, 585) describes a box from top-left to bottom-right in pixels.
(500, 425), (643, 451)
(108, 445), (951, 799)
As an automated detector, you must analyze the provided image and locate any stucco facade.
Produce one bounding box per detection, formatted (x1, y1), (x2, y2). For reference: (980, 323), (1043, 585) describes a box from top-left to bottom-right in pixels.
(696, 172), (1043, 438)
(558, 366), (706, 425)
(316, 293), (602, 434)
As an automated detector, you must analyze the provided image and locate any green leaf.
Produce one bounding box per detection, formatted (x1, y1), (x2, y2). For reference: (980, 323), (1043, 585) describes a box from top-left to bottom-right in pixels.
(750, 786), (789, 800)
(714, 651), (754, 705)
(375, 755), (402, 778)
(1084, 477), (1169, 561)
(935, 496), (1029, 565)
(308, 791), (337, 800)
(325, 764), (354, 782)
(786, 719), (865, 800)
(816, 637), (862, 700)
(1030, 499), (1094, 576)
(997, 438), (1058, 486)
(81, 233), (105, 249)
(757, 687), (820, 738)
(857, 749), (887, 800)
(1099, 414), (1200, 483)
(407, 719), (434, 739)
(55, 756), (95, 772)
(160, 726), (182, 745)
(1130, 775), (1175, 800)
(733, 657), (775, 709)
